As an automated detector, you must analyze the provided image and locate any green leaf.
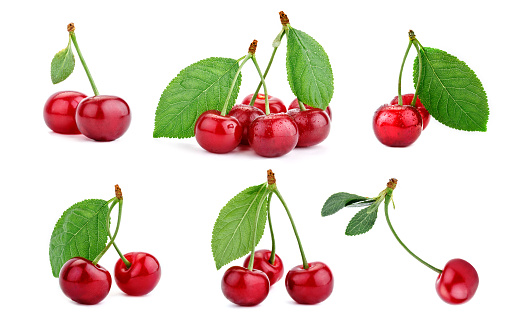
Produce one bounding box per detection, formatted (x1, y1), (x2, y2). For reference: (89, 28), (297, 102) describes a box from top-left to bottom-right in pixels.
(286, 26), (333, 110)
(345, 203), (380, 236)
(413, 47), (489, 132)
(211, 184), (269, 270)
(50, 37), (75, 84)
(49, 199), (110, 277)
(321, 192), (370, 217)
(154, 57), (242, 139)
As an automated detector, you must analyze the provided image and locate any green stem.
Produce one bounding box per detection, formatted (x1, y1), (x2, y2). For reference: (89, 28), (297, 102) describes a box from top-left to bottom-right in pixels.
(267, 194), (276, 264)
(92, 199), (124, 265)
(251, 56), (270, 115)
(273, 188), (309, 270)
(384, 190), (442, 274)
(411, 40), (422, 107)
(249, 28), (285, 106)
(220, 54), (251, 116)
(397, 39), (413, 106)
(298, 101), (307, 111)
(69, 32), (99, 96)
(105, 200), (131, 268)
(247, 190), (270, 271)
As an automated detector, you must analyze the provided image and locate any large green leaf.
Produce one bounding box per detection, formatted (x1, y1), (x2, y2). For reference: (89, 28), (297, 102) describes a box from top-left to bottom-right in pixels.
(321, 192), (370, 217)
(50, 37), (75, 84)
(345, 203), (380, 236)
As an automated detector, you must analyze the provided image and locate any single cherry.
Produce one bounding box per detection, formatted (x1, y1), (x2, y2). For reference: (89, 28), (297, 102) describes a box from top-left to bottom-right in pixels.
(288, 98), (332, 120)
(287, 108), (330, 147)
(227, 104), (265, 145)
(59, 257), (112, 305)
(75, 95), (131, 141)
(242, 93), (287, 114)
(436, 259), (479, 305)
(114, 252), (161, 296)
(194, 110), (242, 153)
(373, 104), (422, 147)
(248, 113), (299, 157)
(285, 261), (333, 305)
(243, 250), (284, 286)
(221, 266), (270, 306)
(44, 91), (87, 134)
(390, 94), (430, 130)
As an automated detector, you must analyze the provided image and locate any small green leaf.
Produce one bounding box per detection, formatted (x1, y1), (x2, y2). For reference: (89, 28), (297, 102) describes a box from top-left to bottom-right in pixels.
(413, 47), (489, 132)
(49, 199), (110, 277)
(50, 37), (75, 84)
(345, 203), (380, 236)
(321, 192), (370, 217)
(211, 184), (269, 270)
(154, 57), (242, 139)
(286, 26), (333, 110)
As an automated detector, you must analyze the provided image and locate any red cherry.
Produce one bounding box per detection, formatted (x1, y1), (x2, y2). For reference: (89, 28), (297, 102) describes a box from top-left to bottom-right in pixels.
(194, 110), (242, 153)
(248, 113), (299, 157)
(285, 262), (333, 304)
(242, 93), (287, 114)
(114, 252), (161, 296)
(436, 259), (479, 305)
(242, 250), (284, 286)
(59, 257), (112, 305)
(44, 91), (87, 134)
(227, 104), (265, 145)
(372, 104), (422, 147)
(221, 266), (270, 306)
(390, 94), (430, 130)
(288, 98), (332, 120)
(287, 108), (331, 147)
(75, 95), (131, 141)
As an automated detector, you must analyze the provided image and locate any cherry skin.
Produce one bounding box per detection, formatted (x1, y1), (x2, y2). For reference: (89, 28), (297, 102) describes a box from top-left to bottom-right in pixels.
(372, 104), (422, 147)
(288, 98), (332, 120)
(390, 94), (430, 130)
(285, 262), (333, 304)
(436, 259), (479, 305)
(44, 91), (87, 134)
(242, 250), (284, 286)
(114, 252), (161, 296)
(242, 93), (287, 114)
(59, 257), (112, 305)
(248, 113), (299, 157)
(194, 110), (242, 153)
(221, 266), (270, 306)
(287, 108), (331, 147)
(75, 95), (131, 141)
(227, 104), (265, 145)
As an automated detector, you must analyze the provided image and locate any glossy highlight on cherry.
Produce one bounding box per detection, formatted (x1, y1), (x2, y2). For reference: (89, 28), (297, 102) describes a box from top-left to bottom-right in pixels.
(436, 258), (479, 305)
(76, 95), (131, 141)
(59, 257), (112, 305)
(285, 262), (333, 305)
(221, 266), (270, 306)
(373, 104), (422, 147)
(115, 252), (161, 296)
(44, 91), (87, 134)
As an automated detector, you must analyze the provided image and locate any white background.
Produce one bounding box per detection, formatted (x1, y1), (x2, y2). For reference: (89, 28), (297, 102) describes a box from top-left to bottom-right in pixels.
(1, 0), (525, 326)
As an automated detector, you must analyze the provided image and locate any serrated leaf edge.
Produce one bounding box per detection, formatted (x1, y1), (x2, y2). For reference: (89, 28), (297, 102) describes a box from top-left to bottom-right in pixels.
(50, 41), (75, 84)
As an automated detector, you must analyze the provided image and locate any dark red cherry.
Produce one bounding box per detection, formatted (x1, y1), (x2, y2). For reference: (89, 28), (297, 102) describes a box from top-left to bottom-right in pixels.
(114, 252), (161, 296)
(242, 93), (287, 114)
(228, 104), (265, 145)
(221, 266), (270, 306)
(436, 259), (479, 305)
(288, 98), (332, 120)
(248, 113), (299, 157)
(194, 110), (242, 153)
(59, 257), (112, 305)
(243, 250), (284, 286)
(285, 261), (333, 305)
(390, 94), (430, 130)
(44, 91), (87, 134)
(372, 104), (422, 147)
(287, 108), (330, 147)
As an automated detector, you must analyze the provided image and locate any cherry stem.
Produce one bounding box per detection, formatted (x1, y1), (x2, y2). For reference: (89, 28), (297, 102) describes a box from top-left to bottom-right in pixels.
(249, 28), (285, 106)
(220, 54), (251, 116)
(69, 31), (99, 96)
(397, 38), (413, 106)
(247, 189), (271, 271)
(105, 200), (131, 268)
(92, 198), (124, 266)
(267, 194), (276, 264)
(251, 56), (270, 115)
(411, 39), (422, 107)
(273, 188), (309, 270)
(384, 189), (442, 274)
(298, 100), (307, 111)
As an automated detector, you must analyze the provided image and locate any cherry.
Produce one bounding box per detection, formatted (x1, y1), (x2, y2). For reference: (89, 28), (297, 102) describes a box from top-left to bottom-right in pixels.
(242, 93), (287, 114)
(221, 266), (270, 306)
(390, 94), (430, 130)
(59, 257), (112, 305)
(436, 259), (479, 305)
(288, 98), (332, 120)
(114, 252), (161, 296)
(248, 113), (299, 157)
(285, 261), (333, 305)
(227, 104), (264, 145)
(287, 108), (331, 147)
(243, 250), (284, 286)
(194, 110), (242, 153)
(75, 95), (131, 141)
(372, 104), (422, 147)
(44, 91), (87, 134)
